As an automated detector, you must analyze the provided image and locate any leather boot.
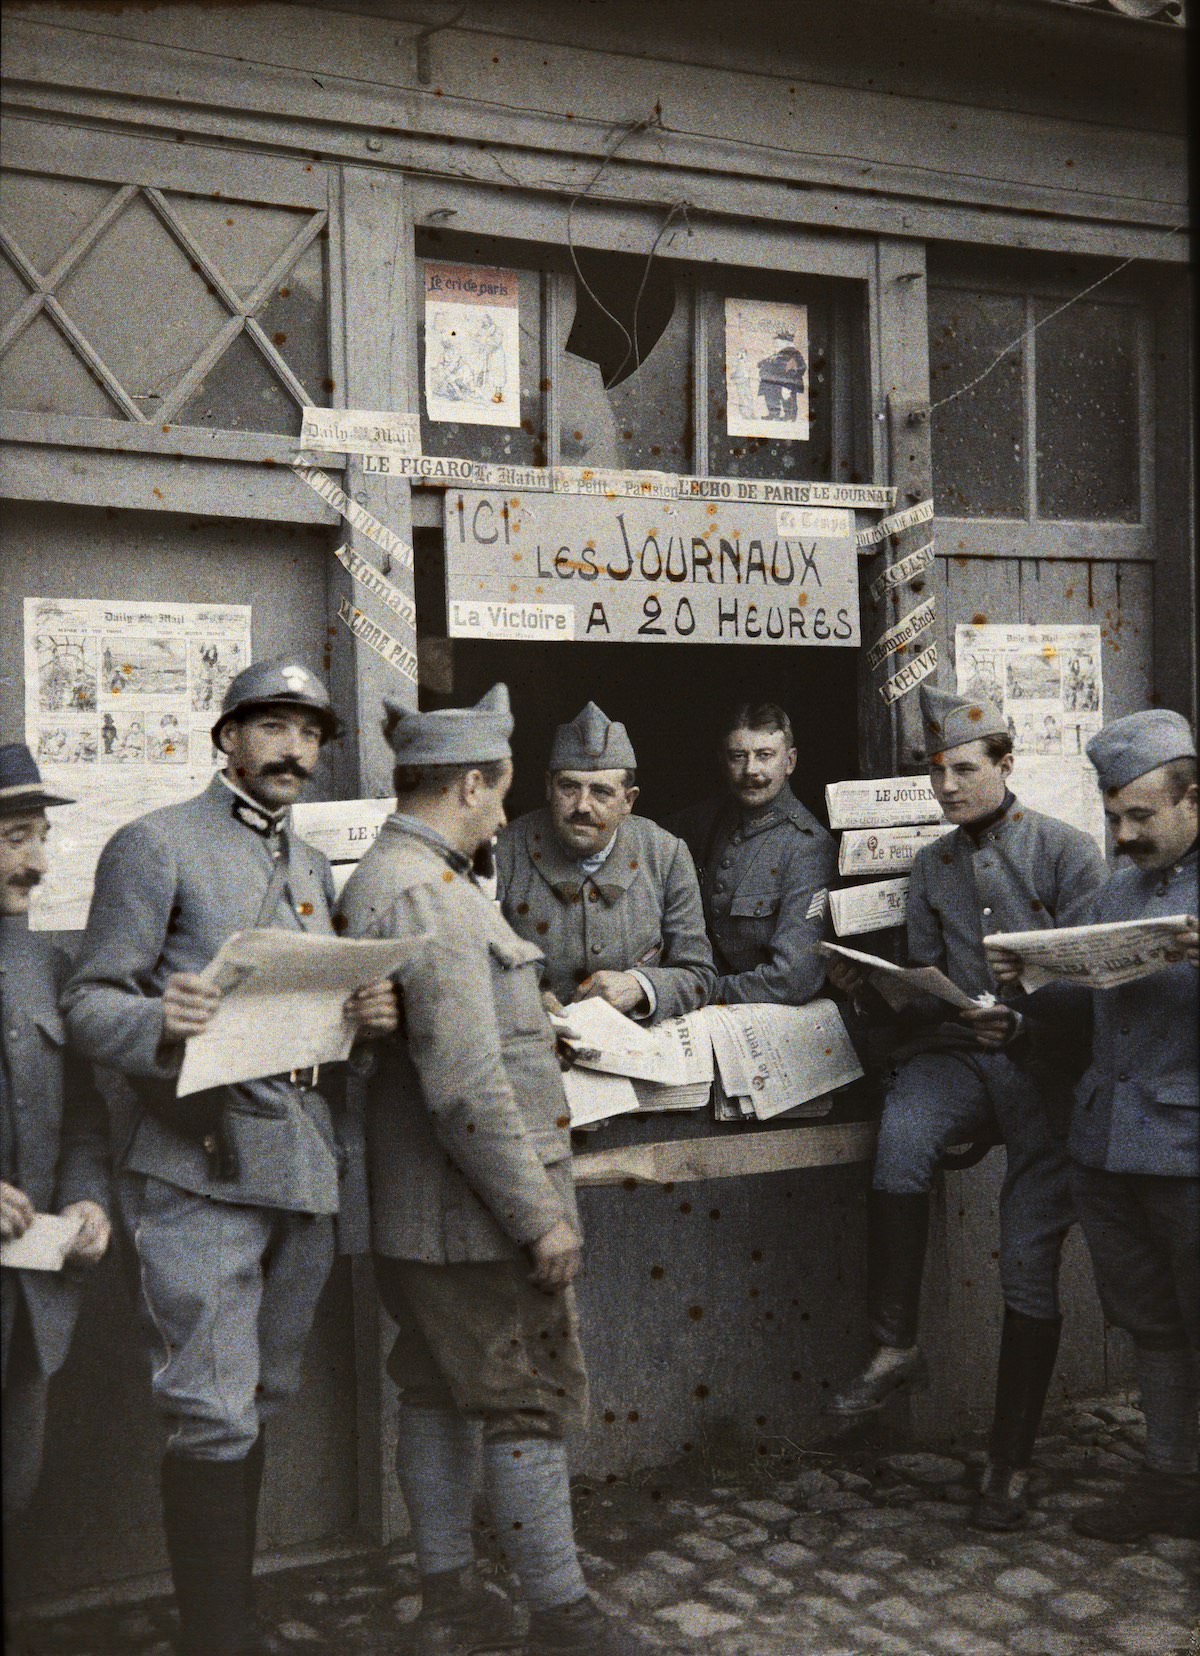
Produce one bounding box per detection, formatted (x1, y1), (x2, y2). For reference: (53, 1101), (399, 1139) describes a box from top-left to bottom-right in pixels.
(1072, 1467), (1200, 1542)
(525, 1593), (670, 1654)
(413, 1563), (523, 1655)
(971, 1310), (1061, 1531)
(161, 1453), (257, 1656)
(828, 1192), (930, 1416)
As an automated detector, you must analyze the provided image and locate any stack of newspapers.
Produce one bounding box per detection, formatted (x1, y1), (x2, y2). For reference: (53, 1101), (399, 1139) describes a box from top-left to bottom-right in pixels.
(554, 998), (862, 1129)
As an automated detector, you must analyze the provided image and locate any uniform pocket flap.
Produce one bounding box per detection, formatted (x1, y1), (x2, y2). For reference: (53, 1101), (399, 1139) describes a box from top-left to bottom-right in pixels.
(1156, 1078), (1199, 1110)
(488, 936), (546, 971)
(728, 890), (781, 919)
(31, 1008), (66, 1045)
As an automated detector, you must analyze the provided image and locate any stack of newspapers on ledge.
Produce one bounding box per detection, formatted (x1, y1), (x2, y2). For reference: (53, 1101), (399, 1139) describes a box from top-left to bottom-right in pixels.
(551, 997), (863, 1129)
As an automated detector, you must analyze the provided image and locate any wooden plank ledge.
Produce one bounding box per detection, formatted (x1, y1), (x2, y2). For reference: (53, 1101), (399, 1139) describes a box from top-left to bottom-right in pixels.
(573, 1120), (876, 1187)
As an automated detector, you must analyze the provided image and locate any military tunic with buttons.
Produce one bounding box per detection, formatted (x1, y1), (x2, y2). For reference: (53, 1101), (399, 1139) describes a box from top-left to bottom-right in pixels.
(2, 917), (110, 1510)
(671, 785), (835, 1005)
(496, 809), (715, 1021)
(62, 773), (353, 1458)
(872, 796), (1108, 1321)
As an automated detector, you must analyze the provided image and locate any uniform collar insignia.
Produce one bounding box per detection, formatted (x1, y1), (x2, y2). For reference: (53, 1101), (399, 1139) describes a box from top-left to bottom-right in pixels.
(230, 796), (277, 836)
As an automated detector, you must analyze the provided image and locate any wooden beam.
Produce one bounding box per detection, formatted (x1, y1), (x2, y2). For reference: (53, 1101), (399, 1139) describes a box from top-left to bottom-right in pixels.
(573, 1120), (876, 1187)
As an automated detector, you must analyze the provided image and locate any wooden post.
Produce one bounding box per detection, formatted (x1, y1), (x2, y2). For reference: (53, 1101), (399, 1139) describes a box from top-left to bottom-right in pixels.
(334, 161), (419, 1544)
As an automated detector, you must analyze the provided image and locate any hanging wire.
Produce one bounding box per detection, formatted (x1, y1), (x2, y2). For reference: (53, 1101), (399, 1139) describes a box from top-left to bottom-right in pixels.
(564, 111), (662, 379)
(608, 197), (693, 388)
(928, 222), (1187, 415)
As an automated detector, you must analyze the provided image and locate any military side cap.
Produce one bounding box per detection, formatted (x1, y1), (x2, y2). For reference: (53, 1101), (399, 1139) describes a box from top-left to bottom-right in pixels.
(0, 742), (73, 816)
(212, 658), (340, 745)
(1086, 709), (1195, 792)
(549, 702), (637, 772)
(383, 683), (513, 765)
(919, 682), (1008, 756)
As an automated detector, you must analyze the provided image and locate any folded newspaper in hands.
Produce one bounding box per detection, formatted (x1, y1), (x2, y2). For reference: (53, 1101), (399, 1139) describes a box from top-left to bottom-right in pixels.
(983, 914), (1192, 994)
(818, 940), (985, 1013)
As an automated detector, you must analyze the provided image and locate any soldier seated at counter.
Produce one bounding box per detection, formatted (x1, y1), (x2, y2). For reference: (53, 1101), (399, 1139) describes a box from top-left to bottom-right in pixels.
(670, 702), (836, 1005)
(496, 702), (715, 1022)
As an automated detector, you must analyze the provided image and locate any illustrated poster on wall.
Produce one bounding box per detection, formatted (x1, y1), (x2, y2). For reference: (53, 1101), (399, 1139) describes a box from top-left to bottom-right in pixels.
(955, 623), (1105, 849)
(724, 298), (810, 441)
(23, 598), (252, 929)
(423, 263), (521, 428)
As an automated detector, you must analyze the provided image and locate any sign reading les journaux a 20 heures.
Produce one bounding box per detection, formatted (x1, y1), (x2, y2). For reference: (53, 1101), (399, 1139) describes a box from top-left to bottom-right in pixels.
(443, 489), (860, 646)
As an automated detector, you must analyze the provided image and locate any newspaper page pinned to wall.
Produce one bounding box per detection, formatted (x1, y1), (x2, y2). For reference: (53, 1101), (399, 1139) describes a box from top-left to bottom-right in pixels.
(23, 598), (252, 930)
(424, 263), (521, 428)
(725, 298), (810, 441)
(956, 623), (1105, 848)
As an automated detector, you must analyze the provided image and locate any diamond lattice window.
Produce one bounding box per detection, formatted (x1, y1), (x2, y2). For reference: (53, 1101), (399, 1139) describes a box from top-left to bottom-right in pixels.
(0, 172), (331, 433)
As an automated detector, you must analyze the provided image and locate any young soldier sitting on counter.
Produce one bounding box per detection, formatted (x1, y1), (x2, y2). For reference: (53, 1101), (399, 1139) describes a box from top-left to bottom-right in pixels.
(992, 709), (1198, 1543)
(496, 701), (715, 1022)
(824, 682), (1106, 1531)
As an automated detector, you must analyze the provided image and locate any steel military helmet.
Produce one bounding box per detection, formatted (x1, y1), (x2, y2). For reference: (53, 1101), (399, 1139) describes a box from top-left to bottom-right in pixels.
(211, 658), (341, 746)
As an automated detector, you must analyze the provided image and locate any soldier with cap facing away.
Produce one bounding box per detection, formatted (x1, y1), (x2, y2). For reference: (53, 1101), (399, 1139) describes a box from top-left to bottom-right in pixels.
(993, 709), (1198, 1542)
(1, 744), (111, 1518)
(62, 660), (398, 1656)
(670, 701), (836, 1005)
(496, 701), (714, 1022)
(338, 685), (668, 1656)
(825, 682), (1106, 1531)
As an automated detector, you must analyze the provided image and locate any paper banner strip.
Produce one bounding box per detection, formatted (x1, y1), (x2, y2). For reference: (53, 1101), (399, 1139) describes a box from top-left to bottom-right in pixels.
(879, 643), (938, 706)
(293, 464), (414, 572)
(865, 597), (937, 673)
(856, 498), (935, 550)
(869, 542), (936, 604)
(298, 407), (420, 459)
(337, 598), (418, 686)
(353, 456), (896, 509)
(332, 543), (416, 634)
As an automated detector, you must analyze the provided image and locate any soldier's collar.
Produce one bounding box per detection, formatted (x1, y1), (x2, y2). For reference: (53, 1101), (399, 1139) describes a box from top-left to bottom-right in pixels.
(962, 788), (1016, 845)
(219, 771), (289, 838)
(391, 811), (474, 878)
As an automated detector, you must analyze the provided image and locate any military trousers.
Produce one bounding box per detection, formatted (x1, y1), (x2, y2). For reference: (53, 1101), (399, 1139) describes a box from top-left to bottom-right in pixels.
(1, 1291), (50, 1515)
(873, 1049), (1073, 1321)
(1071, 1164), (1200, 1352)
(123, 1173), (334, 1460)
(375, 1254), (588, 1441)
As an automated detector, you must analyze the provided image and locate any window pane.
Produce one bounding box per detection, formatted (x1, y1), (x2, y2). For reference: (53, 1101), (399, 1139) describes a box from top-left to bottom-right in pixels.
(1035, 299), (1139, 522)
(705, 287), (833, 480)
(929, 288), (1025, 518)
(560, 277), (692, 472)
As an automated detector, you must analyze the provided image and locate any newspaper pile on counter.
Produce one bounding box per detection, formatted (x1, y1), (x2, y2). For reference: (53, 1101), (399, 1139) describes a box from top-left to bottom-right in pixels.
(554, 997), (862, 1128)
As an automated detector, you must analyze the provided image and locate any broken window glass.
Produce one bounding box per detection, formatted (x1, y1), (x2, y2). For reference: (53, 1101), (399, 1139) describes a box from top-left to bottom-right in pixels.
(929, 287), (1026, 518)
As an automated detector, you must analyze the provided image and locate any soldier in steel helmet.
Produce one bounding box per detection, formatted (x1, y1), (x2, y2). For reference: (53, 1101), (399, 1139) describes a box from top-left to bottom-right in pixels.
(62, 659), (398, 1656)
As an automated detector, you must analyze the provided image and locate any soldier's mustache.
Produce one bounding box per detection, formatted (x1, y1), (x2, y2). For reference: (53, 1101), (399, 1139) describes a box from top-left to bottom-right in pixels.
(260, 760), (312, 780)
(7, 871), (41, 889)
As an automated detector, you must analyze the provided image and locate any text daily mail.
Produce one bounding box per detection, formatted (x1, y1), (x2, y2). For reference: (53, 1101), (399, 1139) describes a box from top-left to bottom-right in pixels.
(444, 489), (860, 647)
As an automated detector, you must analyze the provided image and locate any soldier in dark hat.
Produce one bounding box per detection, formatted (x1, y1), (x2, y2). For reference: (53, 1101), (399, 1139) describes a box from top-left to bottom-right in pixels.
(671, 702), (836, 1006)
(62, 660), (398, 1656)
(1, 744), (111, 1516)
(994, 709), (1198, 1543)
(338, 687), (666, 1656)
(496, 701), (714, 1023)
(825, 683), (1107, 1531)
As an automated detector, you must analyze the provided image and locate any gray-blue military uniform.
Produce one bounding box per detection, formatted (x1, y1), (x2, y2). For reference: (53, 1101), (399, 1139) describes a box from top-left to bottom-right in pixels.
(62, 772), (349, 1459)
(876, 790), (1106, 1316)
(2, 916), (110, 1513)
(671, 785), (835, 1004)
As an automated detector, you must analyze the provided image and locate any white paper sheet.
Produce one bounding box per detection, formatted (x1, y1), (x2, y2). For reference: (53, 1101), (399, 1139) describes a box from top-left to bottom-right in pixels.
(825, 777), (941, 830)
(177, 929), (415, 1096)
(704, 1000), (863, 1121)
(829, 878), (910, 937)
(554, 998), (678, 1083)
(1, 1210), (85, 1272)
(956, 623), (1105, 849)
(561, 1067), (641, 1128)
(837, 823), (953, 877)
(24, 597), (252, 930)
(819, 941), (981, 1012)
(984, 915), (1192, 993)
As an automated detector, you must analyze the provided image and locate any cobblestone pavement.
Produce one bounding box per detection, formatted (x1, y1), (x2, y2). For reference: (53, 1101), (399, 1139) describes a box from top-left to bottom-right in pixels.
(9, 1393), (1198, 1656)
